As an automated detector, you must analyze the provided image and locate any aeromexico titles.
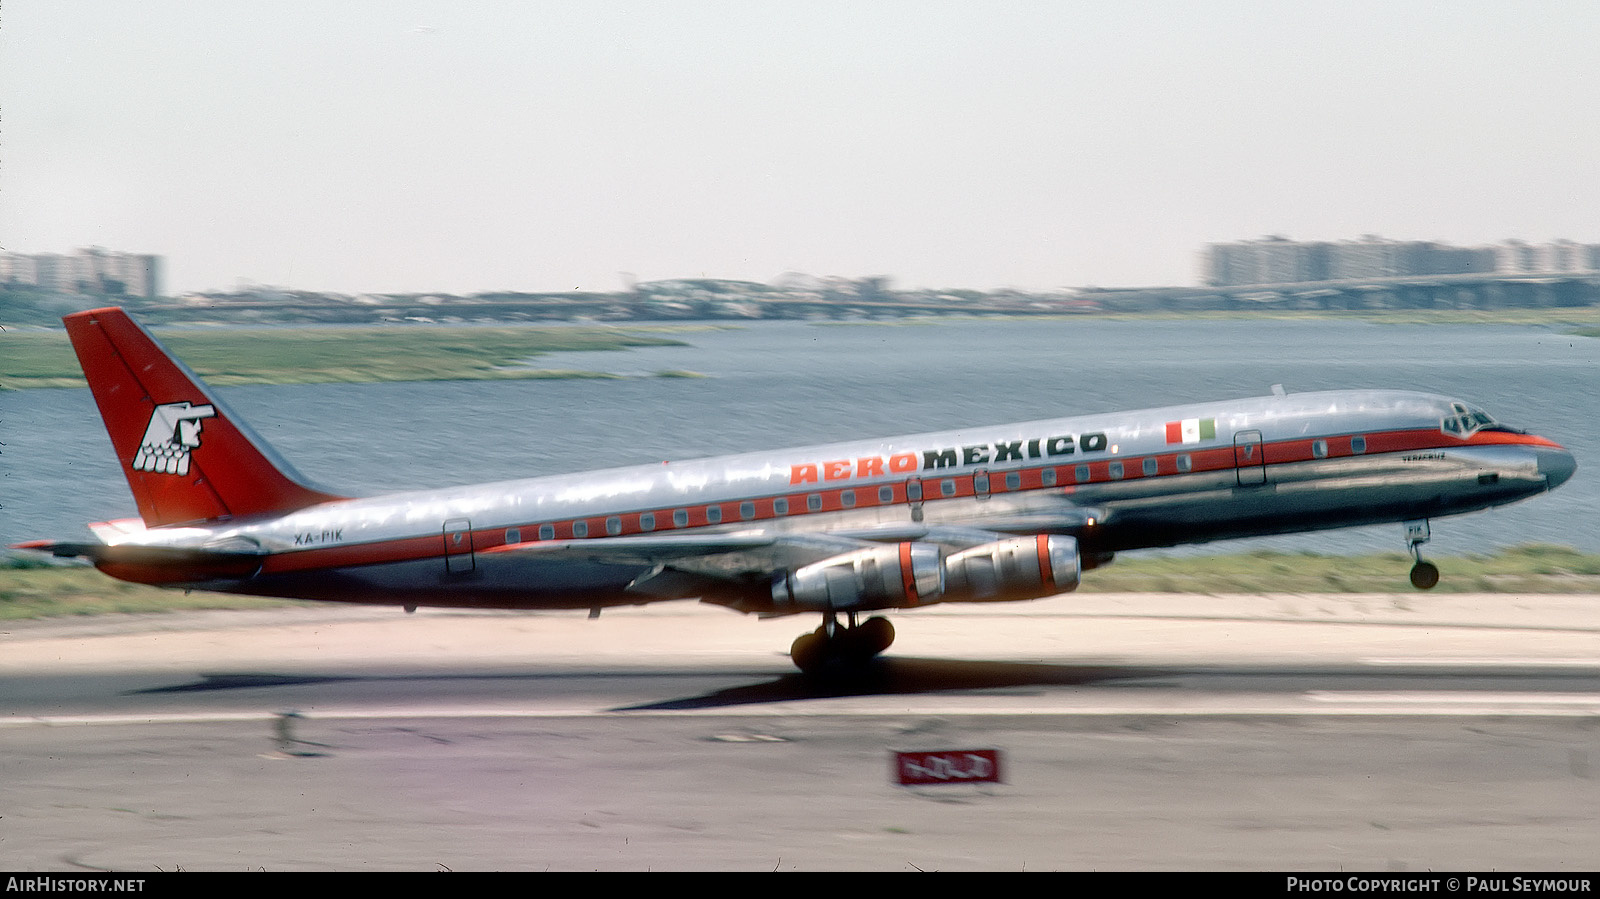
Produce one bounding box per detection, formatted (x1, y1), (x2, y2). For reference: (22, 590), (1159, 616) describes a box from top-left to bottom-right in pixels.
(16, 308), (1577, 673)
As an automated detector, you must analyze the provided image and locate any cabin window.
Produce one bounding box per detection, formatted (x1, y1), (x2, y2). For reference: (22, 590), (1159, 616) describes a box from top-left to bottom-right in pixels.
(1312, 439), (1328, 458)
(706, 506), (723, 524)
(740, 501), (756, 521)
(774, 497), (790, 515)
(906, 481), (923, 501)
(1176, 454), (1192, 472)
(1041, 468), (1057, 487)
(878, 485), (894, 503)
(1005, 472), (1021, 490)
(504, 528), (521, 544)
(605, 516), (621, 536)
(539, 524), (555, 541)
(1075, 464), (1090, 483)
(640, 512), (656, 531)
(1109, 462), (1124, 480)
(941, 478), (957, 497)
(673, 509), (689, 527)
(1351, 436), (1367, 455)
(572, 520), (589, 538)
(974, 472), (990, 494)
(807, 494), (822, 511)
(1142, 457), (1158, 476)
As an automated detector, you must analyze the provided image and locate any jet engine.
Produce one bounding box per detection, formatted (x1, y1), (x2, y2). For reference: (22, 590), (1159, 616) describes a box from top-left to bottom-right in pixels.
(769, 535), (1081, 612)
(944, 534), (1080, 602)
(771, 542), (943, 611)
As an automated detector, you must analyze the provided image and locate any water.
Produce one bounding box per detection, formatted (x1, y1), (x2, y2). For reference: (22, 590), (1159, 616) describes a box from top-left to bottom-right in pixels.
(4, 318), (1595, 557)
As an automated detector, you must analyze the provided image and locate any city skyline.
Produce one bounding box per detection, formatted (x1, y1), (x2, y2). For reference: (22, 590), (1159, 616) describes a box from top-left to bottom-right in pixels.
(1204, 235), (1600, 287)
(9, 234), (1599, 302)
(3, 3), (1598, 296)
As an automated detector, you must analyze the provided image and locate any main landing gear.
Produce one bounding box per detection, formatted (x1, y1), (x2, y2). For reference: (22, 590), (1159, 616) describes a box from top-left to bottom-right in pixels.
(1405, 519), (1440, 590)
(790, 612), (895, 675)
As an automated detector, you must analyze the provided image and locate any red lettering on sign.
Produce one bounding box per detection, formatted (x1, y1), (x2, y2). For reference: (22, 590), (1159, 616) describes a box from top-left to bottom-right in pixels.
(790, 464), (819, 485)
(856, 456), (885, 477)
(823, 460), (851, 481)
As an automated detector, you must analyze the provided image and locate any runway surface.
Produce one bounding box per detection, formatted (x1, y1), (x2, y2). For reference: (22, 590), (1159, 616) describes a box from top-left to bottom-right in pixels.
(2, 592), (1597, 871)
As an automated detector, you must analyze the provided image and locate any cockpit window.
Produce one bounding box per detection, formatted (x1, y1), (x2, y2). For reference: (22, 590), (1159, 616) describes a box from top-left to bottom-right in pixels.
(1441, 402), (1498, 437)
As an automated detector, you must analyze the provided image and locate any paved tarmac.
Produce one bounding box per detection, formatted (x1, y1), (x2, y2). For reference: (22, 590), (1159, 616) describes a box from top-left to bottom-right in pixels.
(1, 592), (1597, 871)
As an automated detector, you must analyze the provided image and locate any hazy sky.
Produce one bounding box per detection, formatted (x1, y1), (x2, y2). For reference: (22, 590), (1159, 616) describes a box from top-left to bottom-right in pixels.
(3, 2), (1598, 295)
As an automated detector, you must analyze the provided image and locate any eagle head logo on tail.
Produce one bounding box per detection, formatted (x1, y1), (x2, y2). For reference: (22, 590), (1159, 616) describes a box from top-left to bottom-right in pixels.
(132, 402), (217, 475)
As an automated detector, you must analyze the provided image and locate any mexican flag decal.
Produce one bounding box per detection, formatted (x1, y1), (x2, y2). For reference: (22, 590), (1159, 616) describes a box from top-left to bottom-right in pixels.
(1165, 417), (1216, 445)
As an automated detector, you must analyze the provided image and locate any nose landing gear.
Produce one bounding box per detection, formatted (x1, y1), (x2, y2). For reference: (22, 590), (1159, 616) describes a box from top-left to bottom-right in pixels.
(790, 612), (896, 675)
(1405, 519), (1439, 590)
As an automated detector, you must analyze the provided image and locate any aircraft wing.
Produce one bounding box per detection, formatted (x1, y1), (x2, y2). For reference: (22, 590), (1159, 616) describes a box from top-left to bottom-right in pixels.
(482, 506), (1103, 568)
(483, 531), (863, 569)
(480, 507), (1105, 611)
(828, 508), (1106, 544)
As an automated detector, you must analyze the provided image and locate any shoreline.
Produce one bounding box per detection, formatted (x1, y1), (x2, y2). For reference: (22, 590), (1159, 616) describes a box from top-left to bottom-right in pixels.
(4, 310), (1598, 390)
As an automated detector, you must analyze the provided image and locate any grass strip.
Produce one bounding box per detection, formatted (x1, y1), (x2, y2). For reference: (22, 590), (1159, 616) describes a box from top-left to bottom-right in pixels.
(4, 544), (1598, 620)
(0, 325), (693, 389)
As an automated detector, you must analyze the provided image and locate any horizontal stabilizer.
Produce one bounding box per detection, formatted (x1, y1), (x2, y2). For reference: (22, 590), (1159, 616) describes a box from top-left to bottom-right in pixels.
(18, 540), (264, 585)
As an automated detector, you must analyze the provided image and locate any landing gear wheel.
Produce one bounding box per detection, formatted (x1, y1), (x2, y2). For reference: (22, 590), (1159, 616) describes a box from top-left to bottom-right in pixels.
(1409, 560), (1440, 590)
(790, 629), (829, 675)
(788, 615), (896, 675)
(1403, 520), (1437, 590)
(855, 616), (895, 656)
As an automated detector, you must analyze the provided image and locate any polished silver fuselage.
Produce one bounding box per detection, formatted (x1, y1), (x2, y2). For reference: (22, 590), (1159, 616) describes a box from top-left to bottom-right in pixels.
(89, 389), (1573, 612)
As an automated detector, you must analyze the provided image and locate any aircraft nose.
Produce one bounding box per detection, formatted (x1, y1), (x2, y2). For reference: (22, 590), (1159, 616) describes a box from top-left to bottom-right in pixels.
(1536, 446), (1577, 490)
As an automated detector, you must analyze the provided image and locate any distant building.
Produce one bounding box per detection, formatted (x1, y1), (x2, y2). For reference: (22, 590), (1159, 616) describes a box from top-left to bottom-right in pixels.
(0, 247), (162, 297)
(1495, 240), (1540, 274)
(1539, 240), (1597, 273)
(1206, 236), (1584, 286)
(1206, 236), (1329, 286)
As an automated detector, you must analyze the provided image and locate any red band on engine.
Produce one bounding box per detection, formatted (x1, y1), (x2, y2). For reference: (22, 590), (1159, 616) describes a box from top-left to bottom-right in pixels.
(899, 542), (918, 605)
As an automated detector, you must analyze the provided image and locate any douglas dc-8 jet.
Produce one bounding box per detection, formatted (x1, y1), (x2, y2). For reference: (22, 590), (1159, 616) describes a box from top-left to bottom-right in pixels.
(16, 308), (1577, 673)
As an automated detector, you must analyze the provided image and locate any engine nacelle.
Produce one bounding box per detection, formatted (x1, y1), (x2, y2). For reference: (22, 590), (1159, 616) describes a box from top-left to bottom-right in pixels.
(943, 534), (1080, 602)
(772, 542), (943, 611)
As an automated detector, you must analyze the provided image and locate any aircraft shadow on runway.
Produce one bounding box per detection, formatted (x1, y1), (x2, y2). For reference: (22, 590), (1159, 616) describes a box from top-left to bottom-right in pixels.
(133, 673), (360, 693)
(124, 658), (1173, 702)
(124, 658), (1599, 712)
(615, 658), (1177, 710)
(125, 658), (1166, 698)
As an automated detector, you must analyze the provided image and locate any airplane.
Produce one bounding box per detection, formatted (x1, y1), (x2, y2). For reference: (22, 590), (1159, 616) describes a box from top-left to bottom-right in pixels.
(14, 307), (1578, 673)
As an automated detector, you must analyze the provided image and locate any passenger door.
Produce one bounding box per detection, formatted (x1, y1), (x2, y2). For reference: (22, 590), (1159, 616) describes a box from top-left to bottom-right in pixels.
(443, 518), (475, 573)
(1233, 430), (1266, 486)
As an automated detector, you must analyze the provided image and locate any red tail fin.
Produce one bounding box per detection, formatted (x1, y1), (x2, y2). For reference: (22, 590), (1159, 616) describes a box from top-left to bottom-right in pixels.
(64, 307), (346, 527)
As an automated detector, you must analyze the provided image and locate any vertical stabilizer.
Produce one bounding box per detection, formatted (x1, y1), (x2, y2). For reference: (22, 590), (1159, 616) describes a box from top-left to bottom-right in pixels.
(64, 307), (346, 527)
